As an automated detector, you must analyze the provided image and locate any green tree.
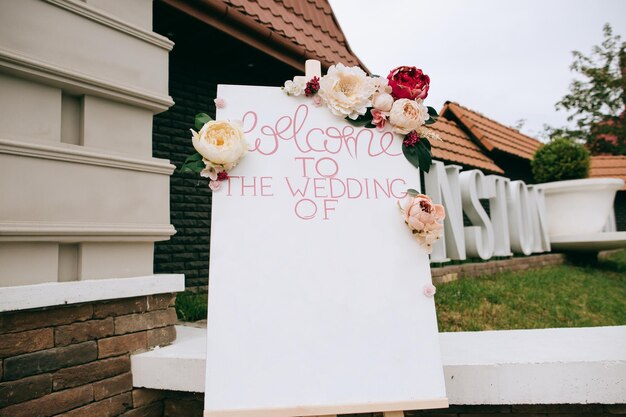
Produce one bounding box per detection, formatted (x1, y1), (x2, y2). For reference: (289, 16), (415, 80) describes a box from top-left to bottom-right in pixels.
(548, 24), (626, 155)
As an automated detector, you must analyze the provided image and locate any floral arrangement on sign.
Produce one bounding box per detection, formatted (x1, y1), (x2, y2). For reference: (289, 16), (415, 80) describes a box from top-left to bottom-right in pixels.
(179, 103), (247, 191)
(283, 63), (445, 256)
(283, 63), (441, 173)
(179, 61), (446, 264)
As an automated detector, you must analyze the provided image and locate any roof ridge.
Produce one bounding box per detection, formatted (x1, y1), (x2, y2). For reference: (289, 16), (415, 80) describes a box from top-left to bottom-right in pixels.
(446, 101), (542, 145)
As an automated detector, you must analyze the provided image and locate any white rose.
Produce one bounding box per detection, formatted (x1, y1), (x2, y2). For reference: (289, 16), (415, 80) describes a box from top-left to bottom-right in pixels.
(318, 63), (376, 120)
(283, 78), (306, 96)
(372, 92), (394, 112)
(389, 99), (429, 135)
(191, 120), (247, 169)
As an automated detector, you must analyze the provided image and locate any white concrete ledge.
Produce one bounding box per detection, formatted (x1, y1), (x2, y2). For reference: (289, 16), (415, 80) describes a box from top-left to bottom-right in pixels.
(0, 139), (176, 175)
(0, 47), (174, 113)
(132, 325), (626, 404)
(0, 274), (184, 312)
(0, 221), (176, 242)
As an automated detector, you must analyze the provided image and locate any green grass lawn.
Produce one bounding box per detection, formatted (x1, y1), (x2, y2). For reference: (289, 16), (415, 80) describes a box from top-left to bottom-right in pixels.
(175, 250), (626, 331)
(436, 250), (626, 332)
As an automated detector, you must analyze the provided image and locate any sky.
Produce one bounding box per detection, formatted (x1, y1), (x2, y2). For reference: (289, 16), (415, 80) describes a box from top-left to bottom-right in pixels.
(328, 0), (626, 141)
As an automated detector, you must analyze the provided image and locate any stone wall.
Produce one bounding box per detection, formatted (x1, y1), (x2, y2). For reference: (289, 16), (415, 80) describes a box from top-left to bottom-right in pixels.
(431, 253), (566, 285)
(0, 294), (177, 417)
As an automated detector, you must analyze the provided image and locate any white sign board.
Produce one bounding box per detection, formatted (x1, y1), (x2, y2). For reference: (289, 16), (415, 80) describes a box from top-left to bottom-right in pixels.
(205, 85), (448, 417)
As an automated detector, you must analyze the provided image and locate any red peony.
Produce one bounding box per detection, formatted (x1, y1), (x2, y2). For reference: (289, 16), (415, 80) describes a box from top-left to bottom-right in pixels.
(387, 66), (430, 100)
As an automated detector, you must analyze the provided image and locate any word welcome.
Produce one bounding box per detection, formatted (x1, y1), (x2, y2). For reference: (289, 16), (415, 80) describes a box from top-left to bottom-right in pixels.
(243, 104), (401, 159)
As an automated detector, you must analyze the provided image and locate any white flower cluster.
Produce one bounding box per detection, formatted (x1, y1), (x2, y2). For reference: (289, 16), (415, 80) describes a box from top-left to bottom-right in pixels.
(283, 63), (433, 136)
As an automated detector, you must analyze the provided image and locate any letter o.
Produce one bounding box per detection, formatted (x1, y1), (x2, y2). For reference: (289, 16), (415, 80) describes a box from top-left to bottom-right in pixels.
(294, 198), (317, 220)
(315, 157), (339, 178)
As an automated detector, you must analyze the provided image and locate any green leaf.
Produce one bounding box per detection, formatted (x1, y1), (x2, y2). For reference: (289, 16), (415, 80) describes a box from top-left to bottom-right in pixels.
(426, 106), (439, 125)
(407, 188), (420, 196)
(402, 141), (421, 170)
(179, 156), (205, 174)
(183, 152), (203, 164)
(345, 110), (373, 127)
(421, 137), (432, 150)
(416, 140), (433, 173)
(364, 122), (377, 129)
(194, 113), (212, 130)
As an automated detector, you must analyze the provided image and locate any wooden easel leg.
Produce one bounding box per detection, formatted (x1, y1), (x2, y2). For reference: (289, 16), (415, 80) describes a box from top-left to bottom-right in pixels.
(384, 412), (404, 417)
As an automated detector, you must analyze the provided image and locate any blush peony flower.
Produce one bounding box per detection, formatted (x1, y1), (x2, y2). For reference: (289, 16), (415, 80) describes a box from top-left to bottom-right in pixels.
(191, 120), (247, 171)
(318, 63), (377, 120)
(423, 283), (436, 297)
(389, 99), (429, 135)
(387, 66), (430, 100)
(402, 194), (446, 253)
(283, 78), (306, 96)
(370, 109), (388, 131)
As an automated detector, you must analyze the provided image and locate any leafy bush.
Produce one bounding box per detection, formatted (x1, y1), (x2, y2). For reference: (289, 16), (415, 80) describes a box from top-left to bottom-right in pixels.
(531, 138), (590, 183)
(175, 291), (208, 322)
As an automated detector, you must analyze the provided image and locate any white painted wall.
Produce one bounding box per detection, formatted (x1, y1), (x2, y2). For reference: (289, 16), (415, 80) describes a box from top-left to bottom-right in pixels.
(0, 0), (175, 287)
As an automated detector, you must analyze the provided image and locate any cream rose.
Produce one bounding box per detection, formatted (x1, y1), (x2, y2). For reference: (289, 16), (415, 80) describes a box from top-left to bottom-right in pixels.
(318, 63), (376, 120)
(389, 99), (429, 135)
(191, 120), (247, 170)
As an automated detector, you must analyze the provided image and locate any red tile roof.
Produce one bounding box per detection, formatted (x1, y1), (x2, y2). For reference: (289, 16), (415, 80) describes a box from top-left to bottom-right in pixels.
(441, 101), (542, 160)
(590, 155), (626, 190)
(430, 117), (504, 174)
(163, 0), (366, 72)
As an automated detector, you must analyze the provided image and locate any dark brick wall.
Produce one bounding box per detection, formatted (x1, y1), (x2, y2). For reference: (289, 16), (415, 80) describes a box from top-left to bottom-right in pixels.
(152, 3), (300, 288)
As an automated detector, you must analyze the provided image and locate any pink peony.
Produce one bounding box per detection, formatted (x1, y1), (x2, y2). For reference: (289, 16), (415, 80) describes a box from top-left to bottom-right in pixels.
(387, 66), (430, 100)
(423, 283), (436, 297)
(370, 109), (388, 131)
(403, 194), (445, 231)
(402, 193), (445, 253)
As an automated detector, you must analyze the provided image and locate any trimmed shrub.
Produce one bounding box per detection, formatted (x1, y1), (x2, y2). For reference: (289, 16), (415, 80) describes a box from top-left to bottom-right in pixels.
(531, 138), (590, 183)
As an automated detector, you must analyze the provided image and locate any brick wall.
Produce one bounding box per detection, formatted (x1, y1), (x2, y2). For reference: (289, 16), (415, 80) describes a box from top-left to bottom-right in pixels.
(154, 393), (626, 417)
(431, 253), (566, 285)
(0, 294), (177, 417)
(152, 4), (298, 288)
